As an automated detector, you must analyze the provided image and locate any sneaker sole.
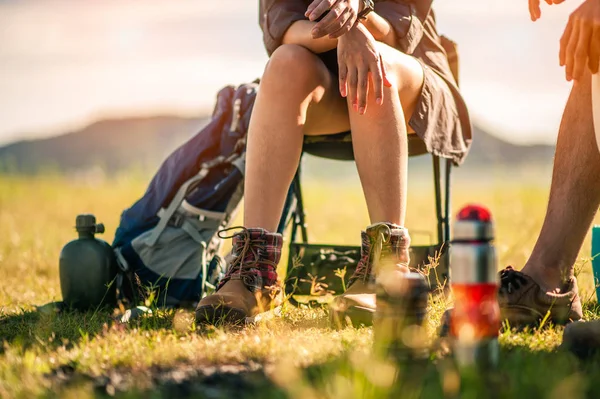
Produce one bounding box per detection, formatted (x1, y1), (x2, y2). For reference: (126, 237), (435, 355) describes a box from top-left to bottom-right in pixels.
(501, 305), (579, 327)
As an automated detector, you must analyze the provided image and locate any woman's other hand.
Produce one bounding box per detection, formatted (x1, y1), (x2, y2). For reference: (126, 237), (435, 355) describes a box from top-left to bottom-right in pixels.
(338, 24), (392, 115)
(529, 0), (566, 21)
(306, 0), (361, 39)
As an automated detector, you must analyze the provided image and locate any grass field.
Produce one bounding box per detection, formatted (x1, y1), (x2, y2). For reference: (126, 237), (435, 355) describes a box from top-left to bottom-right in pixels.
(1, 169), (600, 398)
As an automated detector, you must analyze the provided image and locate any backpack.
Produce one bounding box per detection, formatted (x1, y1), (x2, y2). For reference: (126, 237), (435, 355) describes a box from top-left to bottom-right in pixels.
(112, 82), (258, 307)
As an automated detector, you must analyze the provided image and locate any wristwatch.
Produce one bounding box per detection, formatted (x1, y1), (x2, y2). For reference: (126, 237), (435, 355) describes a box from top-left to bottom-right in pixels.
(357, 0), (375, 20)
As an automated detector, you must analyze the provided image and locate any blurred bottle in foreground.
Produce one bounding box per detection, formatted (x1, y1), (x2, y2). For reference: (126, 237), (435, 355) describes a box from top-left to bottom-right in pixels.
(449, 204), (500, 369)
(374, 269), (429, 362)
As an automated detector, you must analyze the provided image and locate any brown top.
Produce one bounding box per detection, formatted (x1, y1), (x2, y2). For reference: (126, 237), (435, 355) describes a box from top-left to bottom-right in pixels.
(260, 1), (447, 85)
(258, 0), (472, 164)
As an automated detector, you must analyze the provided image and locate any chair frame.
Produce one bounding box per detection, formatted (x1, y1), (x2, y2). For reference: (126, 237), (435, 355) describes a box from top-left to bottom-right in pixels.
(277, 141), (453, 300)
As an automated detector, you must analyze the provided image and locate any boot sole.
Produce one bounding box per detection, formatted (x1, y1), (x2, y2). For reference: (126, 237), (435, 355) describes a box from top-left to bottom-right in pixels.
(195, 305), (282, 327)
(195, 306), (247, 327)
(245, 306), (282, 324)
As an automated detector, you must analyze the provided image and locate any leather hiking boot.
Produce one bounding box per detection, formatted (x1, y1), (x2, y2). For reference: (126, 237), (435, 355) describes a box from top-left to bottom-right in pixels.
(195, 228), (283, 326)
(498, 266), (582, 326)
(330, 223), (410, 328)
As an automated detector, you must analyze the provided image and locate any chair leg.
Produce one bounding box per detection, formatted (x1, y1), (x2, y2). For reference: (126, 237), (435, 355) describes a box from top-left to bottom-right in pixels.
(281, 168), (308, 245)
(433, 156), (444, 245)
(292, 171), (309, 244)
(277, 167), (309, 244)
(444, 158), (452, 244)
(432, 156), (453, 291)
(284, 169), (308, 307)
(277, 184), (296, 235)
(432, 156), (453, 245)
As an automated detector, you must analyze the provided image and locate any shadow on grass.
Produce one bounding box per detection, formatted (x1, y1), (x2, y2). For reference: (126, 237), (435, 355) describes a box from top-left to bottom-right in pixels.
(44, 344), (600, 399)
(6, 302), (600, 398)
(0, 305), (110, 353)
(51, 363), (288, 399)
(0, 303), (175, 354)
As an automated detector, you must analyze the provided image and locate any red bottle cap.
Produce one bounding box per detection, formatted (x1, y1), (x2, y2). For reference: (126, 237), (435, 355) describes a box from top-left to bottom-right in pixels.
(453, 204), (494, 242)
(457, 204), (492, 223)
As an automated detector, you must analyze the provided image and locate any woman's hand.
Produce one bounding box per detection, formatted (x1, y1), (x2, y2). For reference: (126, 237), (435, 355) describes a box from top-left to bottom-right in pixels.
(337, 24), (392, 115)
(529, 0), (566, 21)
(306, 0), (361, 39)
(560, 0), (600, 81)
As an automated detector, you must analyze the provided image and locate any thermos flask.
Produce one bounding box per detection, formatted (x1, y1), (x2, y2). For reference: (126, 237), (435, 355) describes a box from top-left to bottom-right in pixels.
(449, 204), (500, 369)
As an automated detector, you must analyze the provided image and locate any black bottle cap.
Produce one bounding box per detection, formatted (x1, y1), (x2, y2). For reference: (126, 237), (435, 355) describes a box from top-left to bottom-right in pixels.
(76, 214), (97, 234)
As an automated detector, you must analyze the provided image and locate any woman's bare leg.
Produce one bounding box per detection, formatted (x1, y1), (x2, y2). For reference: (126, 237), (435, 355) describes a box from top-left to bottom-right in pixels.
(244, 44), (350, 231)
(348, 43), (424, 226)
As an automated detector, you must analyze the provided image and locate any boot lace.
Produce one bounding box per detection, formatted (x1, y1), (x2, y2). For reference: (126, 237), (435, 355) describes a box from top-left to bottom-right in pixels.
(216, 227), (278, 292)
(350, 224), (392, 285)
(498, 266), (529, 295)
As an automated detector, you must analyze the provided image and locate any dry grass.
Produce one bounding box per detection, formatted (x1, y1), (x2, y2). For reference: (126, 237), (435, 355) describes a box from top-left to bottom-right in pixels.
(1, 170), (600, 398)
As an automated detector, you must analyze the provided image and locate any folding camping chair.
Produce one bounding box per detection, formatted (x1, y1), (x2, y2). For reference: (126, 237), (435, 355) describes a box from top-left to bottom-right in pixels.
(278, 132), (452, 304)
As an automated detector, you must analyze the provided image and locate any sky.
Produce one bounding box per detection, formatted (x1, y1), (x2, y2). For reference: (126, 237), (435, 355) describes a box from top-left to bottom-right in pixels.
(0, 0), (581, 145)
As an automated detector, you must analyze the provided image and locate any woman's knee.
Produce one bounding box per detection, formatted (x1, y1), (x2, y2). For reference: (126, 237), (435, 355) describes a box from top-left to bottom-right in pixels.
(262, 44), (327, 91)
(376, 43), (423, 94)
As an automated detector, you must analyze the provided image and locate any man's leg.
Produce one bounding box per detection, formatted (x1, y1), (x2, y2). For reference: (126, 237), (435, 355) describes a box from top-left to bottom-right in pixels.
(521, 69), (600, 292)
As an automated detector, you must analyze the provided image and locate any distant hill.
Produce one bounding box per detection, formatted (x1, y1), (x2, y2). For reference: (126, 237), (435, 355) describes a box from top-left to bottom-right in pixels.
(464, 125), (555, 167)
(0, 116), (555, 176)
(0, 116), (207, 175)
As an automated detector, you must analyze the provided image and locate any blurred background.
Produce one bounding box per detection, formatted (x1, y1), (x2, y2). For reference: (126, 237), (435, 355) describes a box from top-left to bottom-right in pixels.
(3, 4), (600, 398)
(0, 0), (581, 176)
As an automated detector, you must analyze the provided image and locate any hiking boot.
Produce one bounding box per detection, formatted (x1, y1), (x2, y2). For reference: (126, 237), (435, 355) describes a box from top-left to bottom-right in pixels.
(329, 223), (411, 328)
(497, 266), (582, 326)
(195, 228), (283, 326)
(561, 320), (600, 359)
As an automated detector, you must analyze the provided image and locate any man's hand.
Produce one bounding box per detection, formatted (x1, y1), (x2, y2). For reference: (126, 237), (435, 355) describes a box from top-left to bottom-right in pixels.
(560, 0), (600, 81)
(337, 24), (392, 115)
(306, 0), (361, 39)
(529, 0), (566, 22)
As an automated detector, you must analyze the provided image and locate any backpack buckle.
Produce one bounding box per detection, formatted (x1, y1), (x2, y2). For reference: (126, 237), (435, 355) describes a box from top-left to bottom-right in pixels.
(169, 212), (185, 228)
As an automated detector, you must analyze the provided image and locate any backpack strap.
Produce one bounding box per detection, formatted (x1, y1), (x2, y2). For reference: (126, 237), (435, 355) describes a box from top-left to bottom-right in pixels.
(146, 151), (243, 247)
(147, 166), (210, 247)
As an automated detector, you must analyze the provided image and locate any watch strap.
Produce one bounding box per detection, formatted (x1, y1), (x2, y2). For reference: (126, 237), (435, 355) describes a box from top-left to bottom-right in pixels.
(357, 0), (374, 20)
